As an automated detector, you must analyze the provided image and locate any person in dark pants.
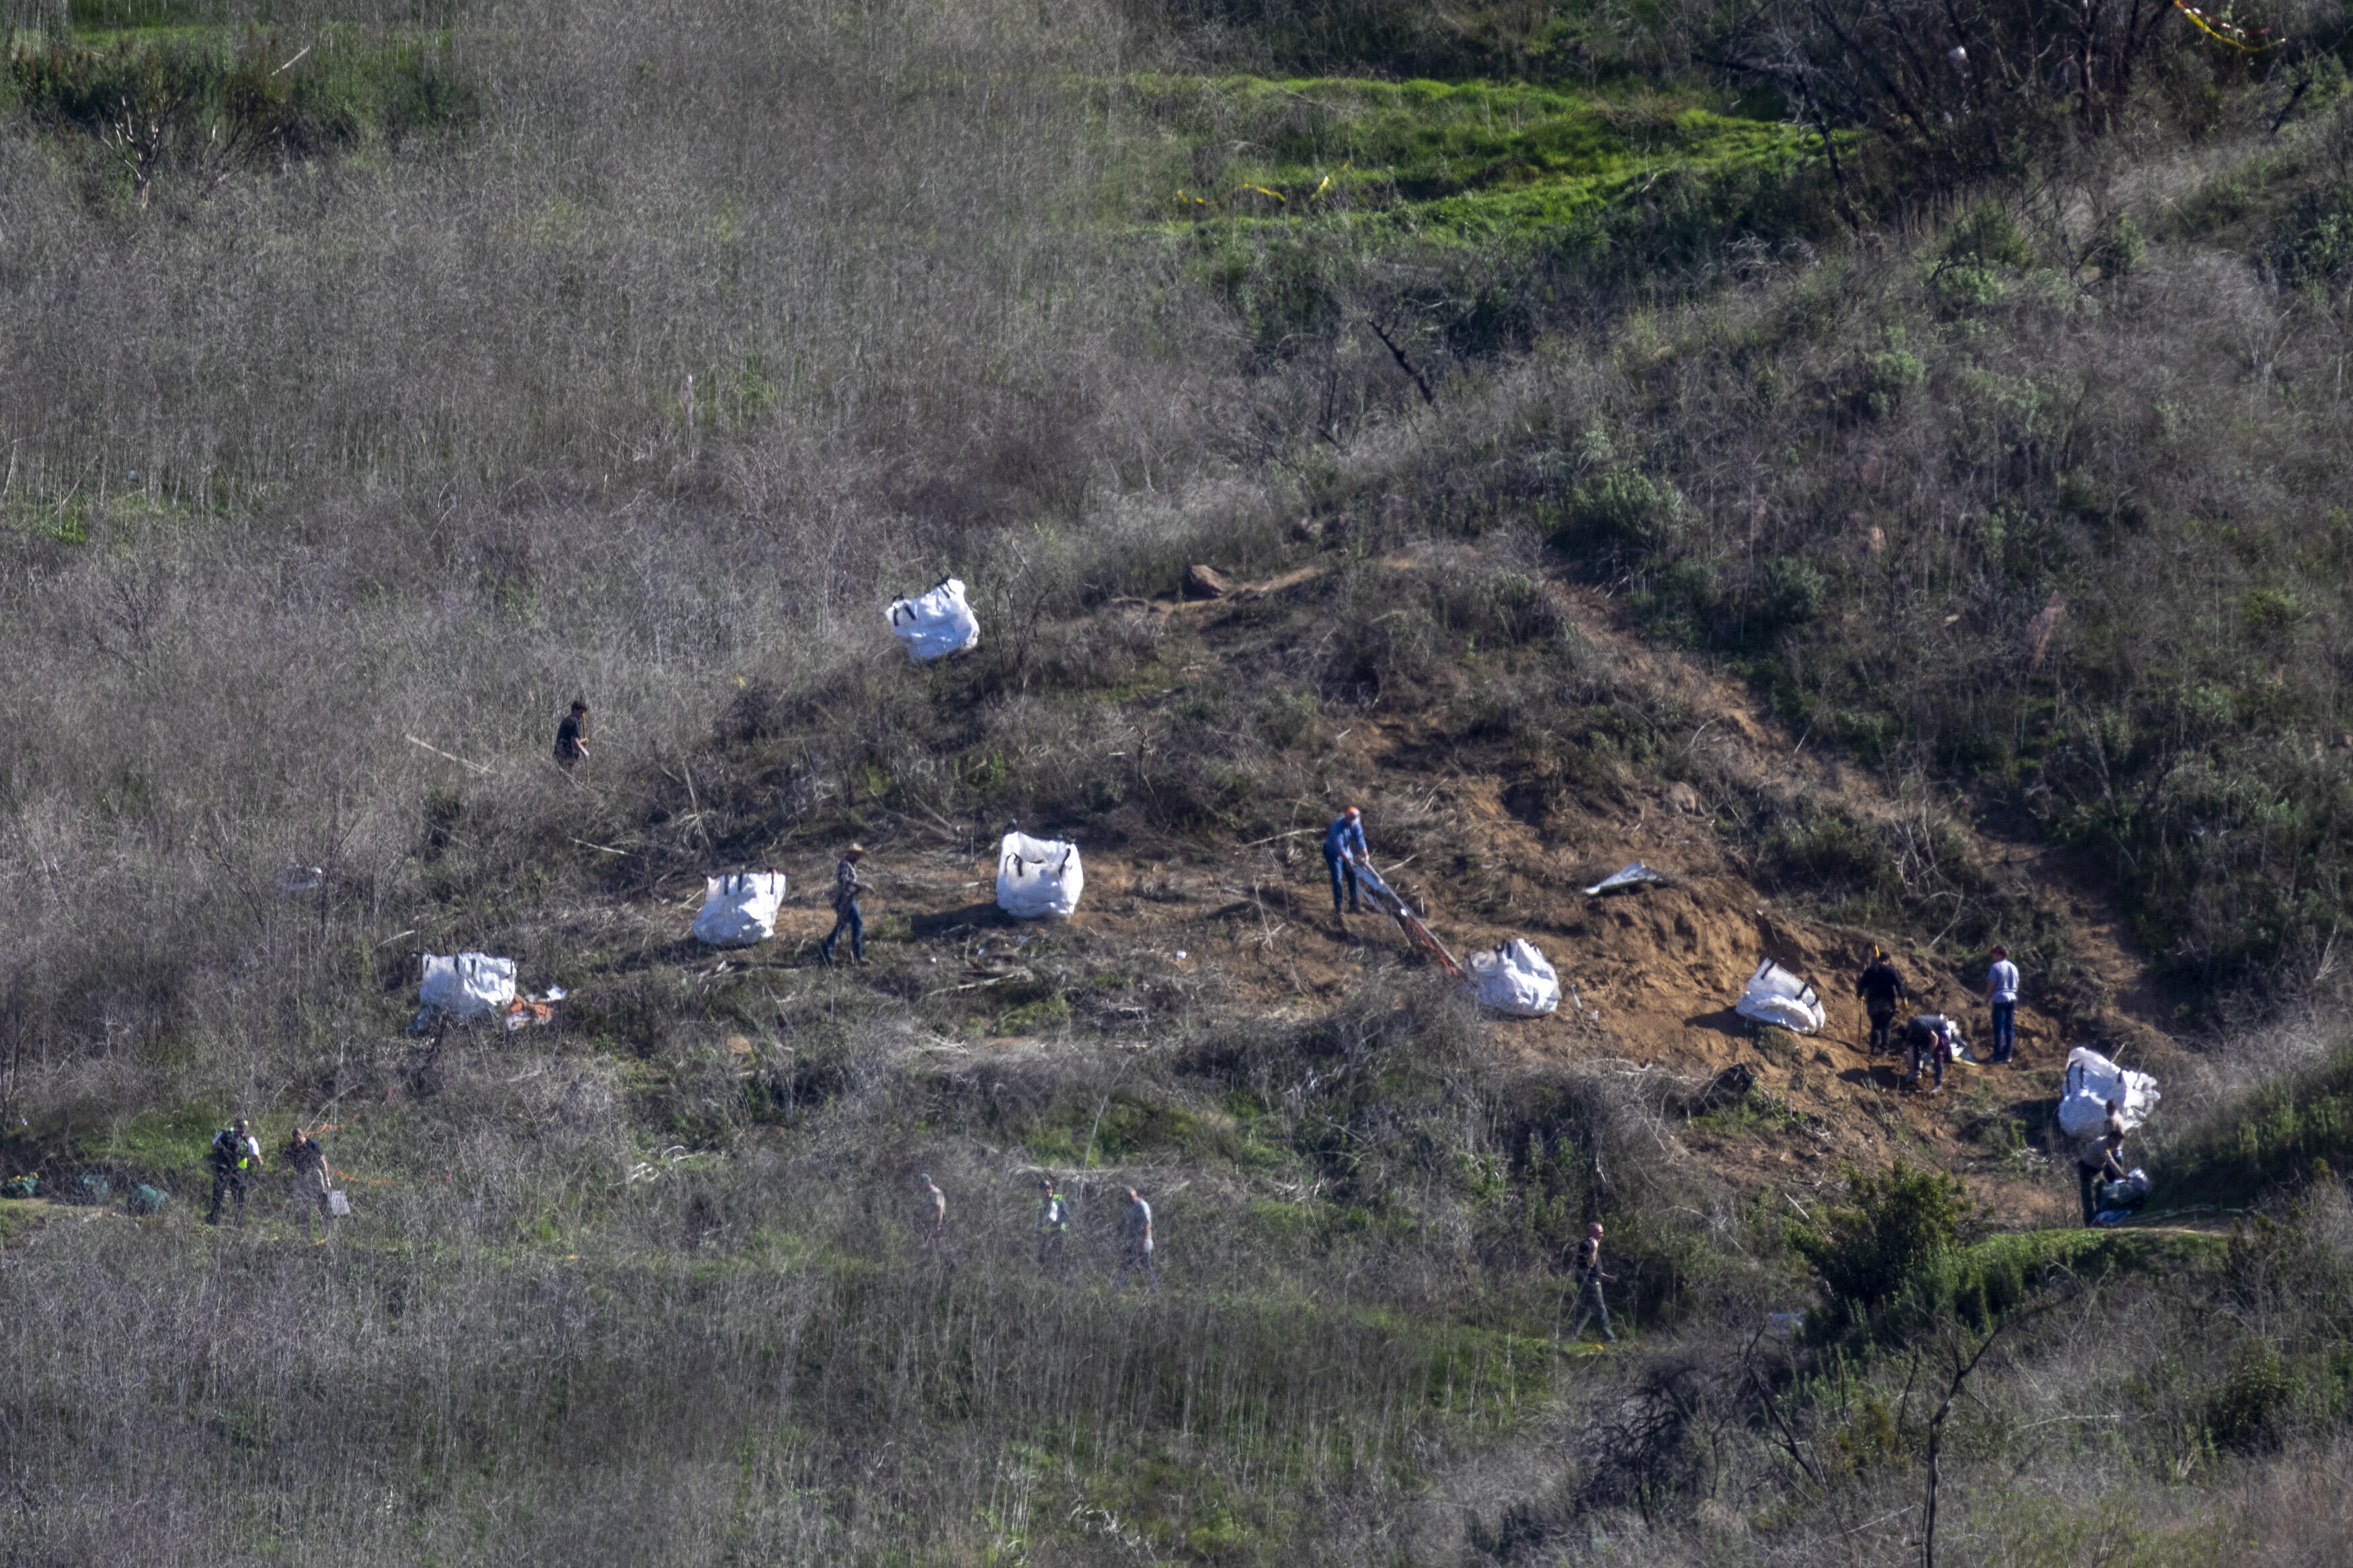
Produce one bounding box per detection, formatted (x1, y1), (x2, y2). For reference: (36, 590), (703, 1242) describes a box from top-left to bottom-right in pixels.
(1564, 1221), (1618, 1344)
(1854, 948), (1908, 1057)
(820, 843), (869, 966)
(1323, 807), (1367, 923)
(1985, 946), (2021, 1063)
(1116, 1186), (1158, 1293)
(2079, 1129), (2126, 1228)
(1901, 1014), (1960, 1094)
(553, 700), (590, 770)
(206, 1118), (264, 1228)
(284, 1126), (334, 1242)
(1036, 1176), (1070, 1280)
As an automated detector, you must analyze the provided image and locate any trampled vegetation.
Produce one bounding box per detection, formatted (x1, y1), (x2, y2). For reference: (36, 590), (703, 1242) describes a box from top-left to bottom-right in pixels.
(12, 0), (2353, 1561)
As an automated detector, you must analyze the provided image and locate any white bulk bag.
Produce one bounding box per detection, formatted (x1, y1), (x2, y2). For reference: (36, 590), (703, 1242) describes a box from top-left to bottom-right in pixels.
(2057, 1046), (2160, 1142)
(1735, 958), (1825, 1034)
(1469, 938), (1561, 1017)
(420, 952), (517, 1020)
(888, 577), (982, 663)
(996, 831), (1083, 919)
(692, 872), (788, 948)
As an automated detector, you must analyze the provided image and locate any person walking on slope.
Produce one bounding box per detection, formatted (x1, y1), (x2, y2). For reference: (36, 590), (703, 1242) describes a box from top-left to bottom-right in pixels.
(553, 700), (590, 770)
(206, 1118), (264, 1228)
(1854, 948), (1909, 1057)
(1116, 1186), (1158, 1293)
(1036, 1175), (1071, 1280)
(1564, 1221), (1618, 1345)
(918, 1171), (947, 1243)
(820, 843), (870, 967)
(1324, 807), (1367, 925)
(284, 1126), (334, 1242)
(1984, 946), (2021, 1064)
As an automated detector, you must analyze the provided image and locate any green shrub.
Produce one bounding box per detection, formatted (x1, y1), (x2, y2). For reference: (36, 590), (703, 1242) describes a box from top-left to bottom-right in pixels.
(1790, 1159), (1970, 1317)
(2204, 1345), (2303, 1453)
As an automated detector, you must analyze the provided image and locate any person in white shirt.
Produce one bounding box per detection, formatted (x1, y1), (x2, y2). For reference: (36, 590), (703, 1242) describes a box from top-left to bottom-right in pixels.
(1985, 946), (2021, 1064)
(1117, 1187), (1158, 1292)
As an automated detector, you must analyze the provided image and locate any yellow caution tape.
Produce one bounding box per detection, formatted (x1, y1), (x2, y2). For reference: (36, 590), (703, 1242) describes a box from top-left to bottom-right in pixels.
(2171, 0), (2282, 50)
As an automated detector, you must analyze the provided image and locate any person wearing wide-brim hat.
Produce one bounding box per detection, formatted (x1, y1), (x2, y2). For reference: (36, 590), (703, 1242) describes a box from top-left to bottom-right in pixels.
(821, 843), (871, 966)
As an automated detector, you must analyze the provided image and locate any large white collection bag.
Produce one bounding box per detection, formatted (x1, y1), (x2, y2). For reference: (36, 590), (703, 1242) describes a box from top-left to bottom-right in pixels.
(2057, 1046), (2160, 1143)
(997, 831), (1083, 919)
(1735, 958), (1825, 1034)
(420, 952), (517, 1020)
(692, 872), (788, 948)
(1468, 938), (1561, 1017)
(888, 577), (982, 663)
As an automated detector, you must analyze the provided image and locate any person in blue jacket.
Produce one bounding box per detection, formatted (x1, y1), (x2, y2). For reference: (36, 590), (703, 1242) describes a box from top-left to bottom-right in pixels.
(1324, 807), (1367, 921)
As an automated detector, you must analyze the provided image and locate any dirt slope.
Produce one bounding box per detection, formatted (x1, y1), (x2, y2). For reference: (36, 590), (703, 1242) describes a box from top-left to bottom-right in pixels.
(638, 554), (2188, 1225)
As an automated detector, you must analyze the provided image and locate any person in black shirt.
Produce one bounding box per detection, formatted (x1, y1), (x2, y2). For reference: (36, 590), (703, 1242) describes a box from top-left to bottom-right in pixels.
(1854, 948), (1908, 1057)
(206, 1118), (264, 1227)
(554, 700), (590, 770)
(284, 1126), (334, 1242)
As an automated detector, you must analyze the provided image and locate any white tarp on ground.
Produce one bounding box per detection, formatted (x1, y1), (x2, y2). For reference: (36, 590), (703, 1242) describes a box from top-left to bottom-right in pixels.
(2057, 1046), (2160, 1143)
(1735, 958), (1825, 1034)
(1468, 938), (1561, 1017)
(420, 952), (516, 1020)
(889, 577), (982, 663)
(692, 872), (789, 948)
(997, 831), (1083, 919)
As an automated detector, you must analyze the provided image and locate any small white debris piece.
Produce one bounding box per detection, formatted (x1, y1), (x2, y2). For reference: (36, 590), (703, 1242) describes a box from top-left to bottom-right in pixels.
(1583, 861), (1667, 897)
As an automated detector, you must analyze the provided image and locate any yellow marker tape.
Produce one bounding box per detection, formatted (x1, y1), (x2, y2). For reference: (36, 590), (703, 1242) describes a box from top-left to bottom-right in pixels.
(1236, 183), (1286, 202)
(2171, 0), (2280, 50)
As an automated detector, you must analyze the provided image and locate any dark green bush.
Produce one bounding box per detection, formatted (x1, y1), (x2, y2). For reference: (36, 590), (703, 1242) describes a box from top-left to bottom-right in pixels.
(1790, 1159), (1970, 1316)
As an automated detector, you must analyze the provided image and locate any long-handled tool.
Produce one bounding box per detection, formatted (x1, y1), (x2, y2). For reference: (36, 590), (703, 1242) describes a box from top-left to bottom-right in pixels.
(1350, 858), (1464, 980)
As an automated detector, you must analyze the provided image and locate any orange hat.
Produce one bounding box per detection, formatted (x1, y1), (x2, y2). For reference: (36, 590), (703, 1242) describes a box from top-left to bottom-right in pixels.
(1345, 806), (1360, 818)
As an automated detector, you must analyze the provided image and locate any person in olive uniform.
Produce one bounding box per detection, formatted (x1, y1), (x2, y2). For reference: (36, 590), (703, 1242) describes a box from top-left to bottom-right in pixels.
(206, 1118), (264, 1227)
(1564, 1221), (1619, 1345)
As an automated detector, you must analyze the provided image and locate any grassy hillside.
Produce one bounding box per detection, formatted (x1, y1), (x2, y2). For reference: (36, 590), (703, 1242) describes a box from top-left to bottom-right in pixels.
(11, 0), (2353, 1561)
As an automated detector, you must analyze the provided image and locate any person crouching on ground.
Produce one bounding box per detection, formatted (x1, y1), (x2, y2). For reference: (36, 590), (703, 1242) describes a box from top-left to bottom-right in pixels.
(1901, 1014), (1961, 1094)
(1323, 806), (1367, 925)
(2079, 1122), (2127, 1228)
(821, 843), (869, 966)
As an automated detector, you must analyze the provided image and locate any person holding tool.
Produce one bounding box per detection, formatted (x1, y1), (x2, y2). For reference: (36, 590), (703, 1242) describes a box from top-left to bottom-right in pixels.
(1323, 807), (1367, 925)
